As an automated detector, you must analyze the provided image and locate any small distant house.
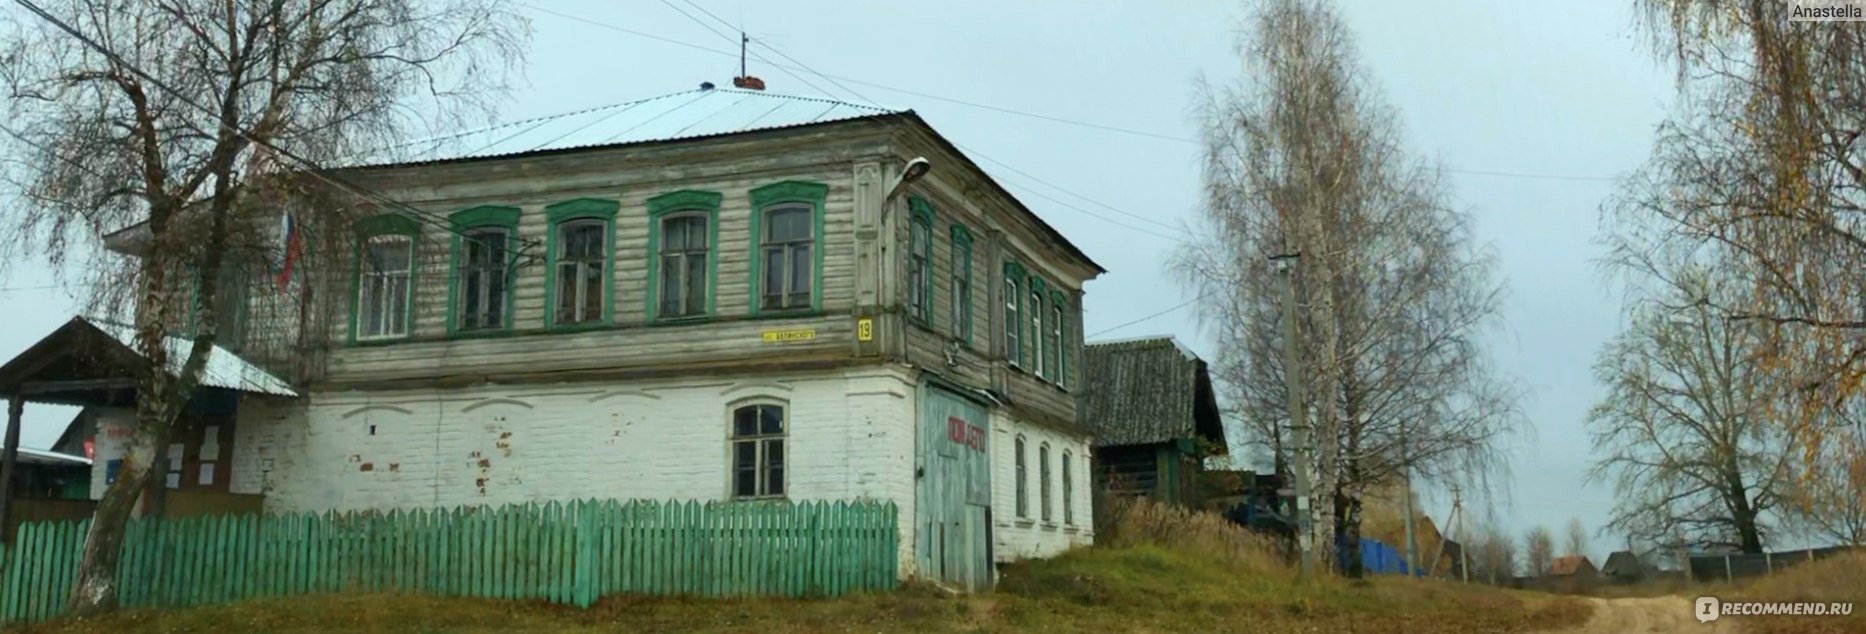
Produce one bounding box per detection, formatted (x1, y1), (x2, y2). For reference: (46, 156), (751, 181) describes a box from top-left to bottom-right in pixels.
(1549, 555), (1598, 577)
(1079, 337), (1225, 506)
(1600, 550), (1645, 580)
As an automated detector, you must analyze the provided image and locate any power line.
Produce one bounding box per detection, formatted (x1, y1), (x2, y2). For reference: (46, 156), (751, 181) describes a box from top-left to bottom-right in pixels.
(10, 0), (510, 253)
(657, 4), (1184, 240)
(652, 0), (846, 104)
(520, 3), (1626, 184)
(1087, 290), (1212, 338)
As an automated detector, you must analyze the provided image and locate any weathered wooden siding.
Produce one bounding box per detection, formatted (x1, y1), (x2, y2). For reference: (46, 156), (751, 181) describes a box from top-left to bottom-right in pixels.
(287, 123), (894, 385)
(887, 144), (1091, 434)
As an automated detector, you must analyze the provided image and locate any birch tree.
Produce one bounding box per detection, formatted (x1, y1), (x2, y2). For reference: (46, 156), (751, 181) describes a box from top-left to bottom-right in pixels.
(1564, 516), (1588, 558)
(1614, 1), (1866, 488)
(1177, 0), (1521, 574)
(0, 0), (525, 614)
(1524, 525), (1554, 576)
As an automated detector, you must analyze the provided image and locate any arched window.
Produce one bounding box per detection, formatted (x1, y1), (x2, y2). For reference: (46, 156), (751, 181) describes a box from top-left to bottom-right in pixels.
(1014, 435), (1029, 518)
(729, 402), (787, 499)
(907, 199), (933, 323)
(1062, 450), (1075, 525)
(1039, 442), (1052, 522)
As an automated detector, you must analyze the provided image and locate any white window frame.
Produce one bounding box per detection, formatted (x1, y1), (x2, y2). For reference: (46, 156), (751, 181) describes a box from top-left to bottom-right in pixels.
(358, 234), (413, 341)
(1030, 288), (1046, 378)
(1050, 303), (1065, 386)
(1005, 276), (1021, 367)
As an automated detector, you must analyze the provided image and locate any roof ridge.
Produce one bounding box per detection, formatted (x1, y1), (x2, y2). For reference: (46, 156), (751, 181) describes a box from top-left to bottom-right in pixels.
(708, 87), (901, 114)
(362, 89), (706, 159)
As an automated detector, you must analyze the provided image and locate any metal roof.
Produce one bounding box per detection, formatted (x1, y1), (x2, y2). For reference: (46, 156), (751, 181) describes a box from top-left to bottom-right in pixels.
(345, 88), (906, 167)
(87, 319), (298, 397)
(2, 446), (91, 467)
(1079, 336), (1226, 448)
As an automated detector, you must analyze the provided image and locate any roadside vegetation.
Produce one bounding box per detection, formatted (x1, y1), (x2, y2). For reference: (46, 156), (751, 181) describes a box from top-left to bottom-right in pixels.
(14, 498), (1590, 633)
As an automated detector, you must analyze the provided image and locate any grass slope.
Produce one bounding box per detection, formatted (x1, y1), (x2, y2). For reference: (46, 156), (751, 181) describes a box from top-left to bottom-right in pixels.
(17, 544), (1588, 633)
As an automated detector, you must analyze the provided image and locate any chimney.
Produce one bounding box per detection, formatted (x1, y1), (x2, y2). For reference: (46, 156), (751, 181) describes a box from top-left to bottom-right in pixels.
(732, 75), (766, 91)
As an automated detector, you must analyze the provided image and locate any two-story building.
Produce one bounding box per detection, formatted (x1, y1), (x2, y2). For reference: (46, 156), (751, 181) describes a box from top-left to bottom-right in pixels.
(0, 85), (1103, 591)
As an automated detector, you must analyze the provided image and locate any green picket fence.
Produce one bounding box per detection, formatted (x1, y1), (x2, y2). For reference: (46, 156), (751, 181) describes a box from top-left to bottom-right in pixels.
(0, 499), (899, 625)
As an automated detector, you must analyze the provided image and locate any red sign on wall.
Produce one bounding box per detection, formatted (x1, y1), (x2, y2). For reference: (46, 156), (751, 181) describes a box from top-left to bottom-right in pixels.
(946, 416), (985, 452)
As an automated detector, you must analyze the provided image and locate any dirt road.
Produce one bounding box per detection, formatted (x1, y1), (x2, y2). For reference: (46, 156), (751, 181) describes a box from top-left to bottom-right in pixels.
(1547, 597), (1741, 633)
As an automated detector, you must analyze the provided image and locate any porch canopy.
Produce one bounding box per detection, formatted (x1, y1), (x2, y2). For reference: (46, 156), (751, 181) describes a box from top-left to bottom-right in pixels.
(0, 316), (295, 407)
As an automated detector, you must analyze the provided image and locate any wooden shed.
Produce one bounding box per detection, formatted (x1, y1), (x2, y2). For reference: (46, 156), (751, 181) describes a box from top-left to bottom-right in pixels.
(1079, 337), (1225, 506)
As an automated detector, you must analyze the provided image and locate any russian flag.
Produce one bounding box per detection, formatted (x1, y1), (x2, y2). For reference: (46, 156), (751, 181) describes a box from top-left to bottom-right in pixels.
(275, 212), (302, 293)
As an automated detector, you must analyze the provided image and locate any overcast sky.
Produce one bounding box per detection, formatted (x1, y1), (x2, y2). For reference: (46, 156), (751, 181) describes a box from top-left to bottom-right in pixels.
(0, 1), (1673, 561)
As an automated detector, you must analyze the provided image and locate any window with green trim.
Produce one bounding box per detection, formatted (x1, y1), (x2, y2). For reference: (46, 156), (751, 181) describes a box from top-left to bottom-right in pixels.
(449, 206), (519, 334)
(1004, 263), (1023, 367)
(351, 215), (419, 342)
(1029, 279), (1047, 378)
(648, 190), (722, 321)
(951, 224), (973, 343)
(750, 181), (828, 314)
(545, 199), (618, 329)
(1049, 300), (1064, 386)
(907, 207), (932, 323)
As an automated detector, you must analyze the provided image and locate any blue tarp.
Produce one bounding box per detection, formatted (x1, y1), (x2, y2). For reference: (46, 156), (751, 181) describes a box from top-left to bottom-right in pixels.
(1337, 537), (1415, 576)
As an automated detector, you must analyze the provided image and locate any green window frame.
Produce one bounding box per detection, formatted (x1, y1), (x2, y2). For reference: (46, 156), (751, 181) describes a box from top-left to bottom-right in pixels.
(951, 223), (974, 344)
(646, 190), (723, 322)
(447, 205), (520, 337)
(749, 181), (828, 315)
(348, 214), (421, 344)
(544, 198), (619, 331)
(1028, 276), (1049, 378)
(1051, 289), (1069, 388)
(1004, 261), (1025, 368)
(907, 196), (935, 324)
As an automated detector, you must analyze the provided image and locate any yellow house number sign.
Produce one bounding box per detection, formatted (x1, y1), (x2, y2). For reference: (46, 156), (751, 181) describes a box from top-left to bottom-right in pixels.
(857, 317), (874, 342)
(761, 328), (817, 344)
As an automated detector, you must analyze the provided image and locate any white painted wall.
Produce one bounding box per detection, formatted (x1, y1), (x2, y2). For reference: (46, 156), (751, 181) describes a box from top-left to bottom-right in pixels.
(989, 410), (1094, 562)
(88, 408), (136, 500)
(228, 367), (919, 569)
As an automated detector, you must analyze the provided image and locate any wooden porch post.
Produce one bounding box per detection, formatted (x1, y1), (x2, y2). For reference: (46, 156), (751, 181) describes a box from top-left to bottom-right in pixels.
(0, 396), (24, 544)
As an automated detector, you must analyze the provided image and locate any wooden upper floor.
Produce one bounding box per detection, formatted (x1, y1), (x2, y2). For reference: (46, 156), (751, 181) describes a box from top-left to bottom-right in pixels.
(116, 89), (1104, 429)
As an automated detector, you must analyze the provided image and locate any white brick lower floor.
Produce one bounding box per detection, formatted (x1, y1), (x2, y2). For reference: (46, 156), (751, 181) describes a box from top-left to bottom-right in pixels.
(201, 365), (1093, 581)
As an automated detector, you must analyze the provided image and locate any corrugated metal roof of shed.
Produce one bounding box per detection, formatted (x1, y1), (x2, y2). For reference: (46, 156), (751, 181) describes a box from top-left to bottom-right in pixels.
(1080, 336), (1221, 448)
(345, 88), (907, 167)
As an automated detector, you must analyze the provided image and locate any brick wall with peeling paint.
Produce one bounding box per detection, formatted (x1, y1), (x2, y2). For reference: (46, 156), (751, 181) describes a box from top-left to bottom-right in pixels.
(222, 365), (1093, 578)
(230, 367), (923, 572)
(989, 410), (1096, 561)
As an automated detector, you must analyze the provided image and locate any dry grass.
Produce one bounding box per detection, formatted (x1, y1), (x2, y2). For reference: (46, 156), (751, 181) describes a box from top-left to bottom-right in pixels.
(1723, 551), (1866, 634)
(15, 499), (1593, 634)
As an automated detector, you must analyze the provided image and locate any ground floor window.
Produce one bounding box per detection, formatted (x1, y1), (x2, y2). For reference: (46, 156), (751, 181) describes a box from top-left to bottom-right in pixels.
(730, 403), (786, 499)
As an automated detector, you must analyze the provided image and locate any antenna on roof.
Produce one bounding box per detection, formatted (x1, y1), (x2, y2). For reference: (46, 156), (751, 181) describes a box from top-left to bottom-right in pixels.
(732, 32), (766, 91)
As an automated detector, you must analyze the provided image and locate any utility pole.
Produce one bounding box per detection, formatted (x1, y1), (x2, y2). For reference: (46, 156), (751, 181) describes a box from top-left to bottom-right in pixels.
(1455, 487), (1470, 583)
(1272, 252), (1314, 579)
(1401, 421), (1418, 577)
(0, 396), (23, 544)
